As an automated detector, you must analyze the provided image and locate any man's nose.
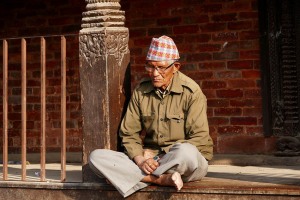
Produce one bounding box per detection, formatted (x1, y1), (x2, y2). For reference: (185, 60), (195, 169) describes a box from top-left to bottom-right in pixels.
(152, 68), (160, 76)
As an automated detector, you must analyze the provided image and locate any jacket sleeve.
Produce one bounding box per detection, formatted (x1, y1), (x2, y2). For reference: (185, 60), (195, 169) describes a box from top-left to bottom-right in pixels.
(184, 89), (213, 160)
(119, 89), (144, 159)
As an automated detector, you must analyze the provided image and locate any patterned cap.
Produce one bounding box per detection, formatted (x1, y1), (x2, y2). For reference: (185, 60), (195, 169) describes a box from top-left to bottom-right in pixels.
(146, 35), (180, 61)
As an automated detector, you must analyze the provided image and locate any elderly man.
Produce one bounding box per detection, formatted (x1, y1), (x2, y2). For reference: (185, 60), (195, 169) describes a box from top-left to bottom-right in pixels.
(89, 35), (213, 197)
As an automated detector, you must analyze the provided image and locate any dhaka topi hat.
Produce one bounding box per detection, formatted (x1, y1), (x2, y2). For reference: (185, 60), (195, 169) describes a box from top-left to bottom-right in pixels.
(146, 35), (180, 61)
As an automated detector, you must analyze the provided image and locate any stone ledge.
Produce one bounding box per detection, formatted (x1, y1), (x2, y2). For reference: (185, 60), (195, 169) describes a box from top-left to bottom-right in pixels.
(209, 154), (300, 166)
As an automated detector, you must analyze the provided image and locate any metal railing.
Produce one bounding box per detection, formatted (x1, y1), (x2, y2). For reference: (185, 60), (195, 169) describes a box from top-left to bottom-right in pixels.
(2, 35), (73, 182)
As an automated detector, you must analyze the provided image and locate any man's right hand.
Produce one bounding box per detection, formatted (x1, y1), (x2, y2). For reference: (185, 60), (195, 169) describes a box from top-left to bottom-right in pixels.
(134, 155), (159, 175)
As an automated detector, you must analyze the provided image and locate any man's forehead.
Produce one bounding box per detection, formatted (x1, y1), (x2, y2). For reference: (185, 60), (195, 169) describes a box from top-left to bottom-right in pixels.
(146, 60), (170, 66)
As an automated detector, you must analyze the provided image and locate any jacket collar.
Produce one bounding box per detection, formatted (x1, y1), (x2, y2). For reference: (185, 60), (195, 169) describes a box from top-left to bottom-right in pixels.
(143, 72), (183, 94)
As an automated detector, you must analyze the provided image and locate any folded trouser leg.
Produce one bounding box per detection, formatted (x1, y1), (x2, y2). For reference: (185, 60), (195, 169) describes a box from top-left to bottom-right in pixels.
(152, 143), (208, 182)
(89, 149), (149, 198)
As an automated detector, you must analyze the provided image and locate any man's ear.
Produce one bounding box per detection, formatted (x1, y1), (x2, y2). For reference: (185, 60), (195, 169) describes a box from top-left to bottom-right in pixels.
(173, 62), (181, 72)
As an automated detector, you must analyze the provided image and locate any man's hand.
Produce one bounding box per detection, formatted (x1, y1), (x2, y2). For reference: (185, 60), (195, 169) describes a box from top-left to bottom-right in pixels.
(134, 155), (159, 175)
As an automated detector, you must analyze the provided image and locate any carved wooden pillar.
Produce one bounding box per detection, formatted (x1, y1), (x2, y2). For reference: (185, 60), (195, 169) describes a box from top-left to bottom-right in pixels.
(79, 0), (130, 182)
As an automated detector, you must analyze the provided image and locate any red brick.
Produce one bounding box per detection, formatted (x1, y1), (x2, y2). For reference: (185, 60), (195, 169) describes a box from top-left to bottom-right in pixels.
(213, 52), (239, 60)
(185, 34), (211, 43)
(157, 0), (184, 9)
(27, 96), (41, 103)
(27, 131), (40, 137)
(202, 89), (216, 99)
(170, 7), (194, 16)
(218, 126), (244, 135)
(228, 21), (253, 30)
(218, 135), (266, 154)
(214, 108), (242, 116)
(134, 38), (153, 46)
(173, 25), (199, 34)
(240, 50), (260, 59)
(212, 32), (238, 41)
(157, 17), (182, 26)
(67, 137), (81, 146)
(148, 27), (172, 36)
(48, 17), (74, 26)
(244, 89), (262, 98)
(66, 129), (82, 137)
(242, 70), (261, 78)
(253, 60), (261, 69)
(46, 137), (58, 146)
(216, 71), (241, 79)
(199, 62), (226, 70)
(8, 113), (21, 121)
(131, 19), (156, 27)
(216, 89), (243, 98)
(240, 40), (255, 49)
(230, 99), (262, 107)
(176, 44), (194, 52)
(208, 117), (229, 125)
(196, 4), (223, 13)
(207, 99), (230, 107)
(240, 30), (259, 40)
(223, 1), (252, 12)
(186, 53), (212, 62)
(221, 41), (240, 51)
(129, 29), (147, 38)
(211, 13), (237, 22)
(129, 47), (143, 56)
(245, 126), (264, 135)
(200, 23), (226, 32)
(186, 71), (214, 80)
(202, 81), (226, 89)
(196, 44), (221, 52)
(184, 15), (209, 24)
(231, 117), (257, 125)
(228, 79), (256, 88)
(228, 60), (253, 70)
(243, 108), (263, 117)
(240, 11), (259, 19)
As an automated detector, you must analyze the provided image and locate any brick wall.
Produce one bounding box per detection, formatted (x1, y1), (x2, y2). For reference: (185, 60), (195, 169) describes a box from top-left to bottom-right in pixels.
(0, 0), (276, 154)
(0, 0), (85, 153)
(120, 0), (276, 154)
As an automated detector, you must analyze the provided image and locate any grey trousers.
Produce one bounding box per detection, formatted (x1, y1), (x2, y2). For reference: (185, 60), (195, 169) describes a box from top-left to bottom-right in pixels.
(89, 143), (208, 197)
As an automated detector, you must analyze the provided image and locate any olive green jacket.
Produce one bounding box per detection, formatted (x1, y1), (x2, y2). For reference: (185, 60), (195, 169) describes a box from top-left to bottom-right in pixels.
(119, 71), (213, 161)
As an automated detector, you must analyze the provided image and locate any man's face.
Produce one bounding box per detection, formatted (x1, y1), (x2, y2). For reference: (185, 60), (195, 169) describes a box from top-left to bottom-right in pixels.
(146, 61), (178, 90)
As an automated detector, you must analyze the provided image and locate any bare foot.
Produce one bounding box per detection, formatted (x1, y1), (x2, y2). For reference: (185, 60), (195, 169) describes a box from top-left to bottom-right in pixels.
(155, 172), (183, 191)
(171, 172), (183, 191)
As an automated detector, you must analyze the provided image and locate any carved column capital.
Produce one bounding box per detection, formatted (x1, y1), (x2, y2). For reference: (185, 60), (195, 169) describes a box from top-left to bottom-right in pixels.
(81, 0), (125, 30)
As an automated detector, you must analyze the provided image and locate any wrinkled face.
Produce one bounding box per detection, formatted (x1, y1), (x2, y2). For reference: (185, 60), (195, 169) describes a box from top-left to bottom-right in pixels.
(145, 60), (179, 90)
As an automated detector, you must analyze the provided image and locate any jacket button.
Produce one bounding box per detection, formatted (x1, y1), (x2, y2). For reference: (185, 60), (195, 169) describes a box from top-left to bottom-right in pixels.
(160, 135), (163, 138)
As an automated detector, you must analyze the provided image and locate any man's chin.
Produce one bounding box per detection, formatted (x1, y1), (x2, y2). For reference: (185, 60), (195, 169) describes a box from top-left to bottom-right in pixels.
(152, 82), (162, 88)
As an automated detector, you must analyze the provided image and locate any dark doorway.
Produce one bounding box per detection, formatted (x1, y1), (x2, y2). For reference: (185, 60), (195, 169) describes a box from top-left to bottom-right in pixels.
(259, 0), (300, 137)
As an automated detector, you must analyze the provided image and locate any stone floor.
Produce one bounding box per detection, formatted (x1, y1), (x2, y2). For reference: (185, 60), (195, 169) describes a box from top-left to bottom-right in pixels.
(0, 154), (300, 199)
(1, 163), (299, 187)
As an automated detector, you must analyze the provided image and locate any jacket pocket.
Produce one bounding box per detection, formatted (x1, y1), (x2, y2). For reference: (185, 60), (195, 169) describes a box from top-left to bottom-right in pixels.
(166, 113), (185, 140)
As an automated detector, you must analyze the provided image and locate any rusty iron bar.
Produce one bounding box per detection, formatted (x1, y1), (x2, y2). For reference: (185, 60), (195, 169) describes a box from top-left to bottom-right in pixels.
(61, 36), (67, 182)
(2, 40), (8, 181)
(21, 38), (27, 181)
(40, 37), (46, 181)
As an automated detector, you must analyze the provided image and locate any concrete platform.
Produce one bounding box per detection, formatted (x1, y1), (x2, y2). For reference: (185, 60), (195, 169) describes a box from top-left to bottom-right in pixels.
(0, 154), (300, 199)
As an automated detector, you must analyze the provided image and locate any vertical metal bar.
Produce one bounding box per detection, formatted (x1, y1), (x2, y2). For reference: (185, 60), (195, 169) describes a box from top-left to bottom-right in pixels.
(61, 36), (66, 182)
(21, 38), (27, 181)
(40, 37), (46, 181)
(2, 40), (8, 181)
